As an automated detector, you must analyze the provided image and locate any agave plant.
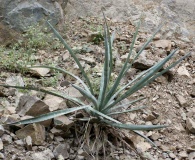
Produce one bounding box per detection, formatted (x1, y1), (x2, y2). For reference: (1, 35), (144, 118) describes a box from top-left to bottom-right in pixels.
(0, 15), (190, 146)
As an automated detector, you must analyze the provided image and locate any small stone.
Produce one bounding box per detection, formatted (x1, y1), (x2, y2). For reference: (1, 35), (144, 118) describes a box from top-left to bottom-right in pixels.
(31, 148), (54, 160)
(65, 86), (83, 98)
(25, 136), (32, 151)
(0, 139), (3, 150)
(30, 68), (50, 77)
(53, 144), (69, 159)
(1, 134), (12, 145)
(16, 123), (45, 145)
(186, 118), (195, 133)
(0, 152), (4, 159)
(54, 136), (64, 142)
(16, 95), (51, 126)
(189, 152), (195, 160)
(177, 66), (191, 78)
(133, 51), (156, 70)
(169, 152), (176, 158)
(0, 125), (4, 136)
(175, 94), (187, 107)
(43, 94), (67, 111)
(14, 139), (24, 146)
(153, 40), (172, 51)
(145, 114), (156, 121)
(178, 151), (188, 158)
(187, 144), (195, 152)
(54, 115), (74, 131)
(6, 76), (24, 86)
(151, 133), (160, 140)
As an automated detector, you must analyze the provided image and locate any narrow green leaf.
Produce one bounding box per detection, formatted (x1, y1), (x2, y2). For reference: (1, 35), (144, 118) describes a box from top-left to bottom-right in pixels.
(0, 84), (84, 105)
(88, 106), (119, 123)
(29, 65), (90, 92)
(103, 96), (146, 113)
(107, 106), (147, 116)
(130, 23), (164, 66)
(97, 14), (111, 109)
(7, 105), (90, 125)
(103, 120), (168, 130)
(47, 21), (94, 94)
(103, 21), (140, 108)
(133, 130), (158, 147)
(72, 84), (98, 107)
(108, 49), (178, 108)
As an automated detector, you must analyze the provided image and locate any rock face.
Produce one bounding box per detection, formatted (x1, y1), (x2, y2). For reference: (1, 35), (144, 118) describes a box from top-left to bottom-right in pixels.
(64, 0), (195, 42)
(0, 0), (68, 31)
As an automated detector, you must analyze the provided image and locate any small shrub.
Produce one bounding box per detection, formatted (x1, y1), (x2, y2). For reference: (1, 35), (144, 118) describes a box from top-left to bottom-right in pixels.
(0, 16), (190, 148)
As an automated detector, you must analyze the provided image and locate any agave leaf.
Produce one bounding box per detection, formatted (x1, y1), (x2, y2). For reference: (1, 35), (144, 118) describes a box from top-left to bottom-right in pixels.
(6, 105), (90, 125)
(108, 49), (179, 108)
(103, 120), (168, 130)
(108, 65), (157, 104)
(103, 96), (146, 113)
(88, 106), (119, 123)
(138, 52), (191, 88)
(97, 14), (111, 109)
(72, 84), (98, 107)
(29, 65), (90, 92)
(47, 21), (94, 94)
(0, 84), (84, 105)
(103, 21), (140, 108)
(128, 23), (164, 69)
(133, 130), (158, 147)
(102, 12), (113, 80)
(107, 106), (147, 116)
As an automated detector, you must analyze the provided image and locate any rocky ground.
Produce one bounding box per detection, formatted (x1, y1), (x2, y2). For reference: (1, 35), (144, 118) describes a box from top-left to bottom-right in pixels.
(0, 17), (194, 160)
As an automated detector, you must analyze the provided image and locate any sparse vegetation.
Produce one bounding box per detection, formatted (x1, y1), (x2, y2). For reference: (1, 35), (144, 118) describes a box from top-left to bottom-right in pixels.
(0, 14), (191, 153)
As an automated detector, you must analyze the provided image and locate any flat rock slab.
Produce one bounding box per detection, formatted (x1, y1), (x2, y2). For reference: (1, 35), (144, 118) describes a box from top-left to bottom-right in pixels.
(16, 123), (45, 145)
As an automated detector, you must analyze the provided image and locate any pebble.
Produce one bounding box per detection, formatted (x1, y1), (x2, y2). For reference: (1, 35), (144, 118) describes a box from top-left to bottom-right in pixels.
(0, 152), (4, 159)
(0, 125), (4, 136)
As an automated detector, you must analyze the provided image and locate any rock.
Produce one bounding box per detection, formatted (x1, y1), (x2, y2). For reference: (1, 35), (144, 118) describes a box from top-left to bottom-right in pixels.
(186, 118), (195, 133)
(25, 136), (32, 151)
(133, 50), (156, 70)
(6, 76), (25, 86)
(0, 125), (4, 136)
(178, 151), (188, 158)
(53, 115), (74, 131)
(144, 114), (157, 121)
(189, 152), (195, 160)
(177, 66), (191, 78)
(54, 136), (64, 142)
(0, 152), (4, 159)
(191, 87), (195, 97)
(1, 134), (12, 145)
(187, 144), (195, 152)
(153, 40), (172, 51)
(65, 86), (83, 98)
(31, 148), (54, 160)
(0, 0), (68, 31)
(15, 123), (45, 145)
(16, 95), (51, 126)
(169, 152), (176, 159)
(175, 94), (187, 107)
(29, 68), (50, 77)
(43, 94), (67, 111)
(0, 22), (20, 46)
(53, 144), (69, 159)
(0, 138), (3, 150)
(14, 139), (24, 146)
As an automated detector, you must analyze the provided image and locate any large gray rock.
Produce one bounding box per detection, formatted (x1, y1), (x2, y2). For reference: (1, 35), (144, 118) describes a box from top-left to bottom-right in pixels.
(0, 0), (68, 31)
